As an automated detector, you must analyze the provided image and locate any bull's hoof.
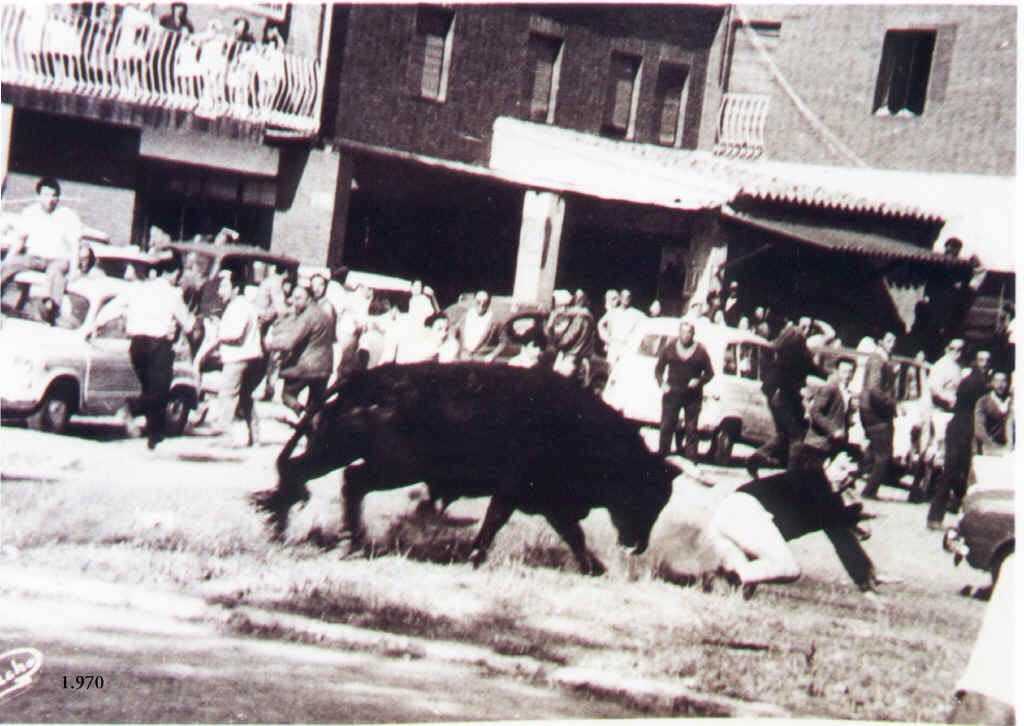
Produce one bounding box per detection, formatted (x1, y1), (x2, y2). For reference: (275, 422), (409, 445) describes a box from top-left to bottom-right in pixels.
(582, 556), (607, 577)
(469, 548), (488, 569)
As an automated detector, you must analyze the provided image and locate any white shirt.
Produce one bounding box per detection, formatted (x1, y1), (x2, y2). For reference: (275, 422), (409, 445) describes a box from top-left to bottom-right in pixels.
(218, 295), (261, 363)
(408, 293), (434, 327)
(929, 353), (964, 407)
(101, 277), (193, 340)
(19, 203), (82, 261)
(462, 308), (493, 354)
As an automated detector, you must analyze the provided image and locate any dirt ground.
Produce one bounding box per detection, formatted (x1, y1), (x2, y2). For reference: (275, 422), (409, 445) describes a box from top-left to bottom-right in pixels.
(0, 412), (1000, 722)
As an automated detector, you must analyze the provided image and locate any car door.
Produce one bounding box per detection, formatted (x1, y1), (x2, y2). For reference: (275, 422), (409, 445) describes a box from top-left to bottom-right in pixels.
(85, 300), (141, 415)
(893, 362), (927, 463)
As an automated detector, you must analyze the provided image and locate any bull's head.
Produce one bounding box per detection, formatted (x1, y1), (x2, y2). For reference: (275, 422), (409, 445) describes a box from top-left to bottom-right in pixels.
(608, 459), (675, 555)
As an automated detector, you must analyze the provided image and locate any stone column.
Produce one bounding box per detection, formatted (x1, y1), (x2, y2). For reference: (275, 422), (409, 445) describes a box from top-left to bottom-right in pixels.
(0, 103), (13, 185)
(512, 189), (565, 304)
(272, 145), (353, 267)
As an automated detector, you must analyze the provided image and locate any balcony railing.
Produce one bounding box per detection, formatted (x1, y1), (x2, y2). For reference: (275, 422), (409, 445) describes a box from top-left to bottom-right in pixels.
(1, 5), (321, 136)
(714, 92), (770, 159)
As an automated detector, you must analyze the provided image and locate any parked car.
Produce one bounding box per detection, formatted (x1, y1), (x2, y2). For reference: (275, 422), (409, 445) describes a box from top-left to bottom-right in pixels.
(943, 455), (1015, 583)
(0, 272), (200, 435)
(810, 346), (932, 481)
(602, 317), (776, 464)
(160, 241), (301, 310)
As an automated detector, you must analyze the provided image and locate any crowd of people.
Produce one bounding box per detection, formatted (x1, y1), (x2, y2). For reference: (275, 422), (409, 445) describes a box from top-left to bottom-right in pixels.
(17, 3), (294, 120)
(1, 174), (1016, 604)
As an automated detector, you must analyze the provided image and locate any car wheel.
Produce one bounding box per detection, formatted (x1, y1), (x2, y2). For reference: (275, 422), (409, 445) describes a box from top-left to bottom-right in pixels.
(164, 389), (193, 437)
(711, 426), (736, 466)
(27, 386), (74, 434)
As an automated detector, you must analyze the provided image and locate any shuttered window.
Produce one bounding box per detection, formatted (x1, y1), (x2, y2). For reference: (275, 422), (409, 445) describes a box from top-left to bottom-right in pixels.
(415, 6), (454, 101)
(528, 33), (563, 123)
(602, 51), (641, 139)
(655, 62), (690, 147)
(872, 29), (937, 116)
(726, 22), (780, 94)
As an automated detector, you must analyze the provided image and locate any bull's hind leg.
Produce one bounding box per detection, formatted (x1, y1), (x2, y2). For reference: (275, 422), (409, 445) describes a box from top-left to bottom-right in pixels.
(543, 513), (606, 576)
(468, 495), (516, 568)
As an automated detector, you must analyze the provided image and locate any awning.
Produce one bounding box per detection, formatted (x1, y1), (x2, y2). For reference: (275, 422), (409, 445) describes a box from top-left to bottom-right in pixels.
(723, 206), (973, 269)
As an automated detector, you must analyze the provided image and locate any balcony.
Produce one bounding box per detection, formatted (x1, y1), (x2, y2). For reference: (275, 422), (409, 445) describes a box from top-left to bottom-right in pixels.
(1, 5), (321, 137)
(714, 92), (770, 159)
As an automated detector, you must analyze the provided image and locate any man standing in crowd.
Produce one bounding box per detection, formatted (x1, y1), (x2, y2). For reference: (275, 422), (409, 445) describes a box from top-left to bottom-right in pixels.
(704, 451), (880, 602)
(975, 371), (1013, 456)
(265, 285), (334, 421)
(408, 279), (434, 328)
(654, 318), (714, 460)
(926, 338), (966, 489)
(747, 317), (825, 477)
(804, 357), (857, 461)
(546, 289), (596, 381)
(95, 252), (195, 450)
(457, 290), (499, 359)
(159, 2), (194, 33)
(2, 177), (82, 323)
(597, 289), (623, 360)
(197, 270), (265, 447)
(859, 331), (899, 500)
(927, 350), (992, 529)
(720, 281), (742, 327)
(618, 289), (646, 336)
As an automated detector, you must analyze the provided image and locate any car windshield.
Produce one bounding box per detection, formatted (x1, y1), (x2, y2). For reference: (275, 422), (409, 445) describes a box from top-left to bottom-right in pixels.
(97, 258), (153, 281)
(1, 284), (90, 329)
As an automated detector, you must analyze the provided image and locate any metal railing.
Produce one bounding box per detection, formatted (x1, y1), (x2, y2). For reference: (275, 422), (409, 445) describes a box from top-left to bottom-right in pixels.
(1, 5), (321, 135)
(714, 92), (771, 159)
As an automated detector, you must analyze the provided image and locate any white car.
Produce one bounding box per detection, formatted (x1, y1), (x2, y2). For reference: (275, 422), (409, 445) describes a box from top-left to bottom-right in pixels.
(602, 317), (775, 463)
(1, 272), (200, 435)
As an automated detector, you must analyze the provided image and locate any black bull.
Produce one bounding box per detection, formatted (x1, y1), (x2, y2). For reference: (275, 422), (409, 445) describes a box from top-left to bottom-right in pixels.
(251, 363), (675, 575)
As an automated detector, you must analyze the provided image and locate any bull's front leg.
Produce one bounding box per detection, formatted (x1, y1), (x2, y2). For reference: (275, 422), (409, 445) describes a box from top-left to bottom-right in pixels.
(341, 462), (377, 555)
(544, 513), (606, 576)
(469, 495), (516, 568)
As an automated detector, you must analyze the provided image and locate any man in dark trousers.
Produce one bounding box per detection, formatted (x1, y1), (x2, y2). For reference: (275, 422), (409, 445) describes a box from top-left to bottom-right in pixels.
(95, 252), (195, 449)
(747, 316), (825, 477)
(654, 318), (714, 459)
(927, 350), (992, 529)
(859, 331), (899, 499)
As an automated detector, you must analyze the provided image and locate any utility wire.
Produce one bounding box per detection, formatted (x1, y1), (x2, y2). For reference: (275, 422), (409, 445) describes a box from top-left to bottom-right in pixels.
(734, 4), (871, 169)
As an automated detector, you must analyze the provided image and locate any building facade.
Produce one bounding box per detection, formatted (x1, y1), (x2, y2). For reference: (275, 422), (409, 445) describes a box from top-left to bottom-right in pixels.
(2, 4), (1014, 351)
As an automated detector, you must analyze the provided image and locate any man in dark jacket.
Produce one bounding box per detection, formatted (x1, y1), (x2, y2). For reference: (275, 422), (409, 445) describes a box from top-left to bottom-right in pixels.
(266, 285), (335, 419)
(654, 318), (714, 459)
(747, 317), (825, 476)
(805, 357), (856, 459)
(859, 331), (899, 499)
(705, 451), (880, 602)
(927, 350), (992, 529)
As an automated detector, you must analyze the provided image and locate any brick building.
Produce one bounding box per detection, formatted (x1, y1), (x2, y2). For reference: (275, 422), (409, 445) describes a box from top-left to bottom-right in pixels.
(2, 3), (1014, 347)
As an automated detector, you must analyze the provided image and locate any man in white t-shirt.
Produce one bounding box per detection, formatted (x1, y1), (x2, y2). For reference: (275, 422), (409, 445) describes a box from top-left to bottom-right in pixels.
(2, 177), (83, 322)
(198, 270), (266, 446)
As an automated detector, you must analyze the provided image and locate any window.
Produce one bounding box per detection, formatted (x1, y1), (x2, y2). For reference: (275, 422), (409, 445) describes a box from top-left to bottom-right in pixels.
(726, 22), (780, 94)
(873, 30), (936, 116)
(639, 334), (668, 358)
(738, 343), (760, 380)
(527, 33), (563, 124)
(602, 51), (642, 140)
(654, 62), (690, 147)
(413, 6), (455, 101)
(723, 343), (738, 375)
